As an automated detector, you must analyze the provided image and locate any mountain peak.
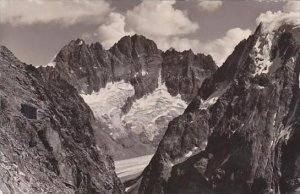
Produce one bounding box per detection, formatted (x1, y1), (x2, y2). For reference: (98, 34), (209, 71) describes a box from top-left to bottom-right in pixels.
(0, 45), (15, 58)
(110, 34), (160, 57)
(0, 45), (23, 66)
(68, 38), (85, 47)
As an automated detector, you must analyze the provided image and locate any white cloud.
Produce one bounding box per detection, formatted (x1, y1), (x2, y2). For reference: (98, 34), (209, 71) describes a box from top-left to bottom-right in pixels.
(156, 37), (200, 52)
(143, 28), (251, 66)
(256, 11), (300, 34)
(126, 1), (198, 38)
(198, 28), (251, 66)
(0, 0), (111, 25)
(94, 1), (249, 66)
(97, 1), (199, 49)
(255, 1), (300, 34)
(97, 12), (134, 49)
(283, 1), (300, 13)
(198, 1), (223, 12)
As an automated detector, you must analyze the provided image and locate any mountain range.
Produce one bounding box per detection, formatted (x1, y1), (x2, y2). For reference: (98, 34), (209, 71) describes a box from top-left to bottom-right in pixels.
(45, 35), (217, 160)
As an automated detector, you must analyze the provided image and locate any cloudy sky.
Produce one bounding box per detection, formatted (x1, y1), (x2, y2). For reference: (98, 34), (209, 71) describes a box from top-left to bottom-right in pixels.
(0, 1), (286, 66)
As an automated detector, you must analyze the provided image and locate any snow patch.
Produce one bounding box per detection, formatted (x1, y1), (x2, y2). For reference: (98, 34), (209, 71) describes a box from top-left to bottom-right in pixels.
(134, 69), (148, 77)
(298, 73), (300, 88)
(291, 57), (295, 63)
(46, 61), (56, 67)
(269, 140), (274, 149)
(81, 80), (134, 138)
(122, 72), (187, 140)
(251, 34), (273, 75)
(199, 97), (219, 110)
(278, 127), (292, 141)
(192, 146), (199, 150)
(257, 85), (265, 89)
(185, 151), (193, 158)
(141, 69), (148, 76)
(78, 40), (83, 45)
(273, 113), (277, 127)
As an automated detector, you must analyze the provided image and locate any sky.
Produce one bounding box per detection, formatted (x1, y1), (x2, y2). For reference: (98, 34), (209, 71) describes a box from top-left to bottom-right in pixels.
(0, 0), (288, 66)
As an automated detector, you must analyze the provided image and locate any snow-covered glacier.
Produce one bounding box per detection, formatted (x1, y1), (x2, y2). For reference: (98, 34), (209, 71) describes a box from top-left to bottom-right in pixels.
(81, 74), (187, 142)
(81, 80), (135, 139)
(122, 74), (187, 141)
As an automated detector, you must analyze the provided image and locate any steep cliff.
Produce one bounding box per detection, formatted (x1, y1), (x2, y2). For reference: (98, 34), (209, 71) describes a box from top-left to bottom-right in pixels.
(137, 23), (300, 194)
(0, 46), (124, 194)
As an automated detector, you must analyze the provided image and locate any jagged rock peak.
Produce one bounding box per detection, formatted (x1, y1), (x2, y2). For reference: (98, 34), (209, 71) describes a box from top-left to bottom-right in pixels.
(163, 48), (195, 57)
(0, 45), (31, 72)
(0, 45), (17, 60)
(110, 34), (161, 57)
(0, 45), (12, 55)
(68, 38), (86, 47)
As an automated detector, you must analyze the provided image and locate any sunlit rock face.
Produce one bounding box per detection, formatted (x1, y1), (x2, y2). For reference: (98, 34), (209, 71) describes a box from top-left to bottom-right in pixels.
(137, 23), (300, 194)
(50, 35), (217, 159)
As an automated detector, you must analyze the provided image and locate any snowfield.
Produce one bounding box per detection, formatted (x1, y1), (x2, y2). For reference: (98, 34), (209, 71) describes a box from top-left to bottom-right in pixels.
(81, 80), (135, 139)
(122, 73), (187, 140)
(81, 73), (187, 141)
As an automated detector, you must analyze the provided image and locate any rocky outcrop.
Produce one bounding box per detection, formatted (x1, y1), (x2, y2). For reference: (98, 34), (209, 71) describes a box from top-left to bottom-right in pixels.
(0, 46), (124, 194)
(162, 49), (217, 102)
(53, 35), (162, 97)
(137, 23), (300, 194)
(49, 34), (217, 160)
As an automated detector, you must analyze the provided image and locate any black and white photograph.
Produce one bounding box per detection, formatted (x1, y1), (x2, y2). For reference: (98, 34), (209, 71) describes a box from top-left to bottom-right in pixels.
(0, 0), (300, 194)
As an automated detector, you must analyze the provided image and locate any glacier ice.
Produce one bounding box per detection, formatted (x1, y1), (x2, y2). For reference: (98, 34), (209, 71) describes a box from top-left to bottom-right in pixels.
(122, 73), (187, 140)
(81, 80), (135, 138)
(81, 74), (187, 141)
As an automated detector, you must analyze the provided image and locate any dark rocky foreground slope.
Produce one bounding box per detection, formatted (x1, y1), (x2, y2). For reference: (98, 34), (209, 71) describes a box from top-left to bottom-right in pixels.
(135, 24), (300, 194)
(48, 35), (217, 159)
(0, 46), (124, 193)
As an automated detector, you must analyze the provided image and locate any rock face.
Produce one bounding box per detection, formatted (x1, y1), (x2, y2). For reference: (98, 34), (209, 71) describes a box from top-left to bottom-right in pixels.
(0, 46), (124, 194)
(49, 35), (217, 159)
(137, 23), (300, 194)
(162, 49), (217, 102)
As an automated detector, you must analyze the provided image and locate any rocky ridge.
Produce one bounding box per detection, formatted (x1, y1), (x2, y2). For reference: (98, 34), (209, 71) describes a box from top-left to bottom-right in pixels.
(136, 23), (300, 194)
(0, 46), (124, 194)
